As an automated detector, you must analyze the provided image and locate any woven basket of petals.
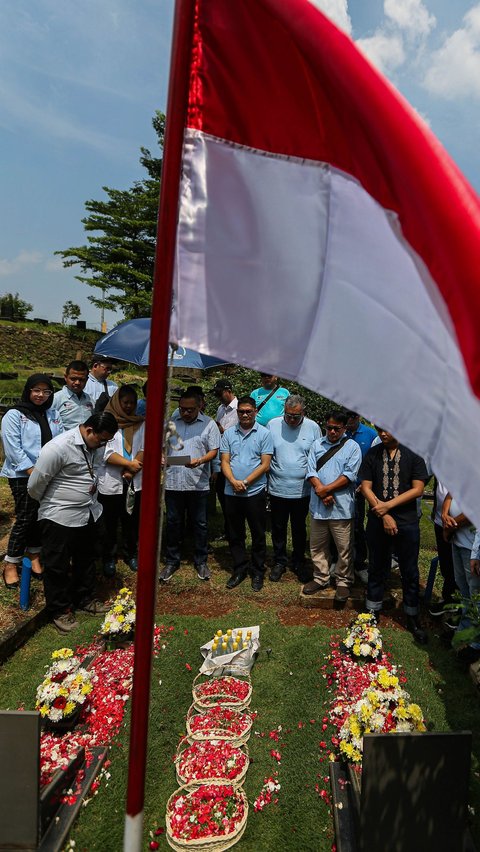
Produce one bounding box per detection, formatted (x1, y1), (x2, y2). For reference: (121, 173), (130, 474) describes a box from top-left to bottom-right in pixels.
(175, 737), (250, 789)
(192, 674), (252, 712)
(186, 705), (252, 747)
(166, 782), (248, 852)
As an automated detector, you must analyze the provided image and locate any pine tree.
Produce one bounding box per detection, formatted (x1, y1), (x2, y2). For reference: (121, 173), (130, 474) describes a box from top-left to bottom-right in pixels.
(56, 112), (165, 319)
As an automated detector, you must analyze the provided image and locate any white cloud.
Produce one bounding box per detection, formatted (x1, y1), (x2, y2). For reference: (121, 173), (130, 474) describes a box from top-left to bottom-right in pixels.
(356, 32), (406, 74)
(424, 4), (480, 99)
(0, 250), (43, 277)
(355, 0), (436, 76)
(384, 0), (436, 37)
(308, 0), (352, 35)
(44, 257), (64, 272)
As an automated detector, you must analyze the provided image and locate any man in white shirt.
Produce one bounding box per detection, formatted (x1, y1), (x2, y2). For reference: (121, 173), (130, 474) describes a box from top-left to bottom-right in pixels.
(28, 411), (117, 633)
(85, 358), (118, 407)
(211, 379), (238, 541)
(53, 360), (94, 429)
(160, 392), (220, 582)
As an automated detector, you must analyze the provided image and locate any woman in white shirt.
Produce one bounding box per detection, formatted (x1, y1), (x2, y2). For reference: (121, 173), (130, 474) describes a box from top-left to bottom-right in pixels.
(98, 386), (144, 576)
(1, 373), (63, 587)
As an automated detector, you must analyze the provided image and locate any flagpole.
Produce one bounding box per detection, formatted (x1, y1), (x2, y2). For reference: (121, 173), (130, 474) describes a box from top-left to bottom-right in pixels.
(124, 1), (196, 849)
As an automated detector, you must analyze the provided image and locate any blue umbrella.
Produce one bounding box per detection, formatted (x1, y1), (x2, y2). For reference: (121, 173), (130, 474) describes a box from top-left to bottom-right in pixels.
(94, 318), (228, 369)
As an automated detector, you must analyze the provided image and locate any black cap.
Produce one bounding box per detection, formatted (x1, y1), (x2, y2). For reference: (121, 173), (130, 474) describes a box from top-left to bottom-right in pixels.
(211, 379), (233, 393)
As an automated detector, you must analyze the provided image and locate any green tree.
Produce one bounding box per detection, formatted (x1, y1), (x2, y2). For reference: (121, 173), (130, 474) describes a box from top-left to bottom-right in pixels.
(0, 291), (33, 320)
(56, 111), (165, 319)
(62, 300), (81, 324)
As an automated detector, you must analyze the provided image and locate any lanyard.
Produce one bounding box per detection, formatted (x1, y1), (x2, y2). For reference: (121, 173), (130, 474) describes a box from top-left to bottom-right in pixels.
(81, 446), (96, 480)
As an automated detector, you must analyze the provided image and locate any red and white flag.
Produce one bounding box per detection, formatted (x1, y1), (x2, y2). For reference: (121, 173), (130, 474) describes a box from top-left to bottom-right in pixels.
(173, 0), (480, 522)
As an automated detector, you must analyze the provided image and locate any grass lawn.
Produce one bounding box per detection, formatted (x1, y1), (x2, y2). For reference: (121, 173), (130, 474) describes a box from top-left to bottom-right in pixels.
(1, 589), (479, 851)
(0, 490), (478, 849)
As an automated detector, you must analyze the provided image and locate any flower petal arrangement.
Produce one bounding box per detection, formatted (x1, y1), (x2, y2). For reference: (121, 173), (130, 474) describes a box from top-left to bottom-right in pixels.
(342, 613), (383, 661)
(166, 783), (248, 850)
(175, 738), (249, 788)
(192, 674), (252, 711)
(187, 705), (252, 746)
(35, 648), (93, 726)
(324, 630), (427, 767)
(99, 587), (135, 638)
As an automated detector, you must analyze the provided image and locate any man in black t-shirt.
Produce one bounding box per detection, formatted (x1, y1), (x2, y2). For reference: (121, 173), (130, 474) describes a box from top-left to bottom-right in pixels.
(359, 427), (429, 644)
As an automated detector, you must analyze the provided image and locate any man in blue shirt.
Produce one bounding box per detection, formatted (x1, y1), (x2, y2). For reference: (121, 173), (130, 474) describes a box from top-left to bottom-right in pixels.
(220, 396), (273, 591)
(303, 411), (361, 601)
(346, 411), (377, 581)
(53, 360), (94, 430)
(250, 373), (289, 427)
(267, 395), (321, 583)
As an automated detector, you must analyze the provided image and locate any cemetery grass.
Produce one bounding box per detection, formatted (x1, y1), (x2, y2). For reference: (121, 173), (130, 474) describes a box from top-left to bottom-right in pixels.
(1, 598), (480, 849)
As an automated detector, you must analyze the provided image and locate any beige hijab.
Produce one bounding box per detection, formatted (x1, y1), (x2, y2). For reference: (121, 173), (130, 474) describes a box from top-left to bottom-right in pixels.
(105, 387), (144, 456)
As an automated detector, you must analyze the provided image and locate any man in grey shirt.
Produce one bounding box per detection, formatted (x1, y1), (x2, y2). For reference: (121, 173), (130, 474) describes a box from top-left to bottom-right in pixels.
(28, 411), (117, 633)
(160, 391), (220, 583)
(53, 360), (94, 429)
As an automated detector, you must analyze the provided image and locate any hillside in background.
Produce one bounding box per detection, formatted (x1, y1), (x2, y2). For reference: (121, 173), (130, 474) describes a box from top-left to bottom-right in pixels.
(0, 321), (102, 369)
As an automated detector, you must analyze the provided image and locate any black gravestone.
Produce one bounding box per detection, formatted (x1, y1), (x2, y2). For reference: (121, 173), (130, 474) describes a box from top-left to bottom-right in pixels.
(0, 711), (40, 851)
(360, 731), (472, 852)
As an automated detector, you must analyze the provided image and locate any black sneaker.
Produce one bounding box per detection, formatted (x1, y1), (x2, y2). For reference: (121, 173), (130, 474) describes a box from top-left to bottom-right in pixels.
(269, 564), (285, 582)
(444, 613), (461, 630)
(251, 573), (264, 592)
(159, 564), (177, 583)
(456, 646), (480, 665)
(196, 563), (211, 581)
(428, 600), (448, 617)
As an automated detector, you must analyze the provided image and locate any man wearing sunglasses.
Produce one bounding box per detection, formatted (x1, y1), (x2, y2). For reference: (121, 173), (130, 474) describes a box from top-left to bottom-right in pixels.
(220, 396), (273, 591)
(303, 411), (361, 601)
(267, 395), (321, 583)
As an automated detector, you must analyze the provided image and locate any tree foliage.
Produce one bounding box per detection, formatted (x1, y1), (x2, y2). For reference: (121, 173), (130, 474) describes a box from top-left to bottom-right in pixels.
(0, 291), (33, 320)
(56, 111), (165, 319)
(62, 300), (81, 323)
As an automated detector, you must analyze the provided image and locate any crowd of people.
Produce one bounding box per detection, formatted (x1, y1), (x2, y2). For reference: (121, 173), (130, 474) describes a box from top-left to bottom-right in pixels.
(1, 358), (140, 633)
(1, 364), (479, 661)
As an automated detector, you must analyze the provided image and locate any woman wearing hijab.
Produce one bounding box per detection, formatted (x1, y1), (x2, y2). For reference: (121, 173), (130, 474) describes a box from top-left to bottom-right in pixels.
(1, 373), (63, 587)
(98, 385), (144, 576)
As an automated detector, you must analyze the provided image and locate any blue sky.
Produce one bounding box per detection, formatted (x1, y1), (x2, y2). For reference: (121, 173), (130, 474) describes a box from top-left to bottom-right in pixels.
(0, 0), (478, 329)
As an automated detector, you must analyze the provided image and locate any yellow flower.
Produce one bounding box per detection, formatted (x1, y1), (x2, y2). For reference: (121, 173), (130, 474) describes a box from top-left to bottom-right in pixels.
(340, 741), (355, 758)
(38, 704), (49, 717)
(52, 648), (74, 660)
(65, 701), (76, 715)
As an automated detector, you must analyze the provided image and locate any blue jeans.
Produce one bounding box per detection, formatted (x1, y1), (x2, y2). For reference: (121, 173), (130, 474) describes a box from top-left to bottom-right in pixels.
(165, 490), (209, 568)
(366, 515), (420, 615)
(452, 544), (480, 649)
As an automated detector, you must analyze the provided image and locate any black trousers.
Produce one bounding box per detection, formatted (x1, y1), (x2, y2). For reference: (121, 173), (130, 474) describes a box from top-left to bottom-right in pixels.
(7, 478), (41, 560)
(353, 491), (369, 569)
(366, 515), (420, 615)
(269, 494), (309, 569)
(41, 515), (97, 617)
(214, 471), (231, 540)
(98, 488), (141, 562)
(224, 490), (267, 576)
(434, 522), (457, 603)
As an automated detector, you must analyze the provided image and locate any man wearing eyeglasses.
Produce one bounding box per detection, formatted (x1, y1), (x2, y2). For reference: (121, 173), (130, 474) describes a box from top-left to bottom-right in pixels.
(27, 412), (118, 633)
(303, 411), (361, 601)
(267, 395), (321, 583)
(160, 392), (220, 583)
(220, 396), (273, 591)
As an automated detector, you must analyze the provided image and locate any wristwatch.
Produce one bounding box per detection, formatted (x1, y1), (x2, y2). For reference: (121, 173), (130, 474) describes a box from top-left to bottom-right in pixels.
(243, 480), (249, 487)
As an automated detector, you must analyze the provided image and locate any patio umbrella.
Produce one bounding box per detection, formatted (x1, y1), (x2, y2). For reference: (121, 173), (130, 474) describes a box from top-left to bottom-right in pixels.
(94, 318), (228, 369)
